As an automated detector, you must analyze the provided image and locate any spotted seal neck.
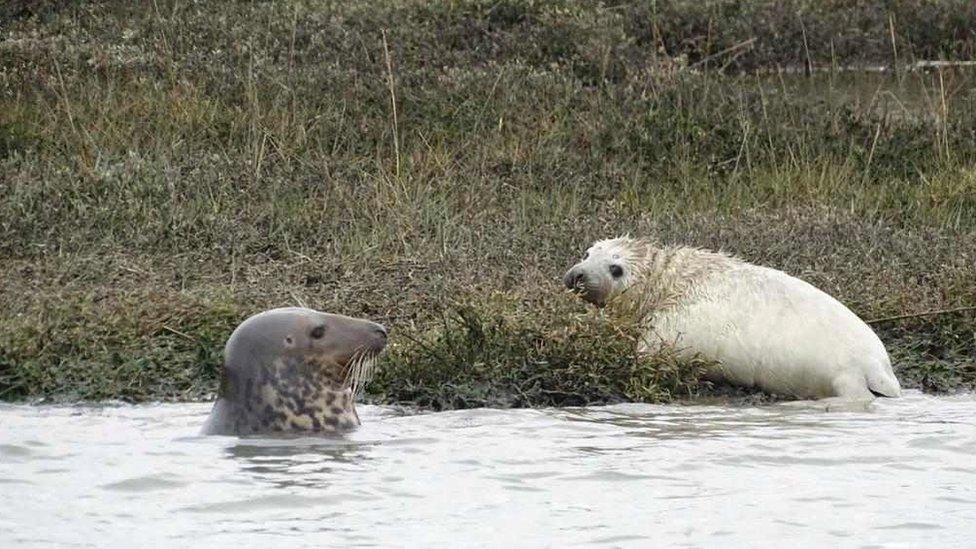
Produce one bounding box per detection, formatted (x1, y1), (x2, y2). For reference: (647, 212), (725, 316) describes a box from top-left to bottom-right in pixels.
(218, 354), (361, 435)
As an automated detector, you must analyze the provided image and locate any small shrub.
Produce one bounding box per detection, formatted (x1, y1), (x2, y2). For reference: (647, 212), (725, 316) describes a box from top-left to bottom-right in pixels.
(368, 292), (708, 409)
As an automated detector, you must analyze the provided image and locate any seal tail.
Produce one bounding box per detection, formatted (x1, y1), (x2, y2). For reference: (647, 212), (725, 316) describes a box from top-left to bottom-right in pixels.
(866, 359), (902, 398)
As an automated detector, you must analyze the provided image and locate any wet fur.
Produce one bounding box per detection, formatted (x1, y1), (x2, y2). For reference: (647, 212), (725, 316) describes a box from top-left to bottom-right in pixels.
(608, 239), (741, 320)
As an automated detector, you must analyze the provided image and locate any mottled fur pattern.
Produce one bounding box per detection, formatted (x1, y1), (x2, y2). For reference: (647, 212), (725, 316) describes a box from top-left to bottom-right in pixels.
(224, 354), (362, 435)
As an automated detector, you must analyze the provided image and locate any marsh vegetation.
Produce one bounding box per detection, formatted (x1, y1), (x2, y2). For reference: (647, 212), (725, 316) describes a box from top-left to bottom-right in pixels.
(1, 0), (974, 405)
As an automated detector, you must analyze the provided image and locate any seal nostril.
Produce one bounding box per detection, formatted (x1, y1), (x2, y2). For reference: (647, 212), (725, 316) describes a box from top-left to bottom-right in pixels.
(564, 270), (581, 290)
(374, 325), (388, 339)
(564, 270), (589, 292)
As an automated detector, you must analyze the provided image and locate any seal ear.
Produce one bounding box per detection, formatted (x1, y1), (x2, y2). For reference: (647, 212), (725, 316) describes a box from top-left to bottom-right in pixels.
(284, 335), (295, 347)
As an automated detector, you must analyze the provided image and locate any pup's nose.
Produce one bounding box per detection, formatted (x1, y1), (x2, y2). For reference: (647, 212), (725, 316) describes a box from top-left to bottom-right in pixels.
(563, 268), (585, 290)
(373, 324), (388, 339)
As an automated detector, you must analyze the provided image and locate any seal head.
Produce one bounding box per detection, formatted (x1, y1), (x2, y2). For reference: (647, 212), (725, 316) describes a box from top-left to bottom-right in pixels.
(202, 307), (388, 436)
(562, 238), (637, 307)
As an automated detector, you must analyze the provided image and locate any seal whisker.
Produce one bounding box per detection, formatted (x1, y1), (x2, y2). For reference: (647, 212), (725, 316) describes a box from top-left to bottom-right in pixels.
(353, 353), (377, 399)
(343, 346), (367, 388)
(344, 345), (378, 399)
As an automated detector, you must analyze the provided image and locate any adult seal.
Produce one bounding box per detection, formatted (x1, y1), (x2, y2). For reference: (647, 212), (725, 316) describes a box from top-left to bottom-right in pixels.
(202, 307), (388, 436)
(563, 237), (901, 400)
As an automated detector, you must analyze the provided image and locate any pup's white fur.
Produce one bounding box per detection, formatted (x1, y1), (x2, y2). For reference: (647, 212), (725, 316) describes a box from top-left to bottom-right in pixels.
(565, 237), (901, 399)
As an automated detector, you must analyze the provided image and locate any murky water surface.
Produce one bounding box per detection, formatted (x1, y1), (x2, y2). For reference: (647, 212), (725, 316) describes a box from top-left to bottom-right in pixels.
(1, 391), (974, 547)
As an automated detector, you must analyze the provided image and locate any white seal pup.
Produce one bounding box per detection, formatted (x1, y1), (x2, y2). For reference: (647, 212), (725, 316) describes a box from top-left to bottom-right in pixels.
(202, 307), (388, 435)
(563, 237), (901, 400)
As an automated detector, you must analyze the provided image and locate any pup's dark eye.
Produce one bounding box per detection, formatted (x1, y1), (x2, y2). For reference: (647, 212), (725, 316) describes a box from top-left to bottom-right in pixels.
(310, 325), (326, 339)
(583, 252), (589, 260)
(609, 265), (623, 278)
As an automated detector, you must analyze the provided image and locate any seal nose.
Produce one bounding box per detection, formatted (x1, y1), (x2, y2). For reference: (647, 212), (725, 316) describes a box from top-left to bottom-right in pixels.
(366, 323), (388, 353)
(563, 268), (585, 291)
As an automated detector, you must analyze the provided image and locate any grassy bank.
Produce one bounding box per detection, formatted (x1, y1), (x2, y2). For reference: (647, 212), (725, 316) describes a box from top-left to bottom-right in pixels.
(1, 1), (974, 405)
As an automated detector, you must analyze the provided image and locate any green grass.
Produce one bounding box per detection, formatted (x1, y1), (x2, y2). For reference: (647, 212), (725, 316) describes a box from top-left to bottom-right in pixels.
(1, 0), (974, 405)
(369, 293), (709, 409)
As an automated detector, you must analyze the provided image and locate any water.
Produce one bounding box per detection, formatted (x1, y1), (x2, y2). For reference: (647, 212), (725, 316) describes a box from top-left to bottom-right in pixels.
(1, 391), (974, 548)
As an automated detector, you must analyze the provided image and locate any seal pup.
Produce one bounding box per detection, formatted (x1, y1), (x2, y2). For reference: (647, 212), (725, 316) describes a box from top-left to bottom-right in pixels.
(202, 307), (388, 435)
(563, 237), (901, 400)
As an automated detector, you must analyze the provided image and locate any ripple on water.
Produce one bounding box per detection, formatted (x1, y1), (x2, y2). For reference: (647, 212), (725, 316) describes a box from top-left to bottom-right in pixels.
(0, 443), (34, 459)
(563, 470), (669, 482)
(0, 393), (974, 547)
(875, 522), (945, 531)
(181, 493), (370, 514)
(101, 474), (188, 492)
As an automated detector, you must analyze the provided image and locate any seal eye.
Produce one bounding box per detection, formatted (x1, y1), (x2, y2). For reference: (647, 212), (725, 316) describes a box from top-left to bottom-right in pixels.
(583, 251), (589, 260)
(310, 325), (326, 339)
(609, 264), (624, 278)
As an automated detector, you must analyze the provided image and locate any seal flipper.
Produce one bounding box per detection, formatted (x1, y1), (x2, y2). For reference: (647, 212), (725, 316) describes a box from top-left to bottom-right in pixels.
(865, 361), (902, 398)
